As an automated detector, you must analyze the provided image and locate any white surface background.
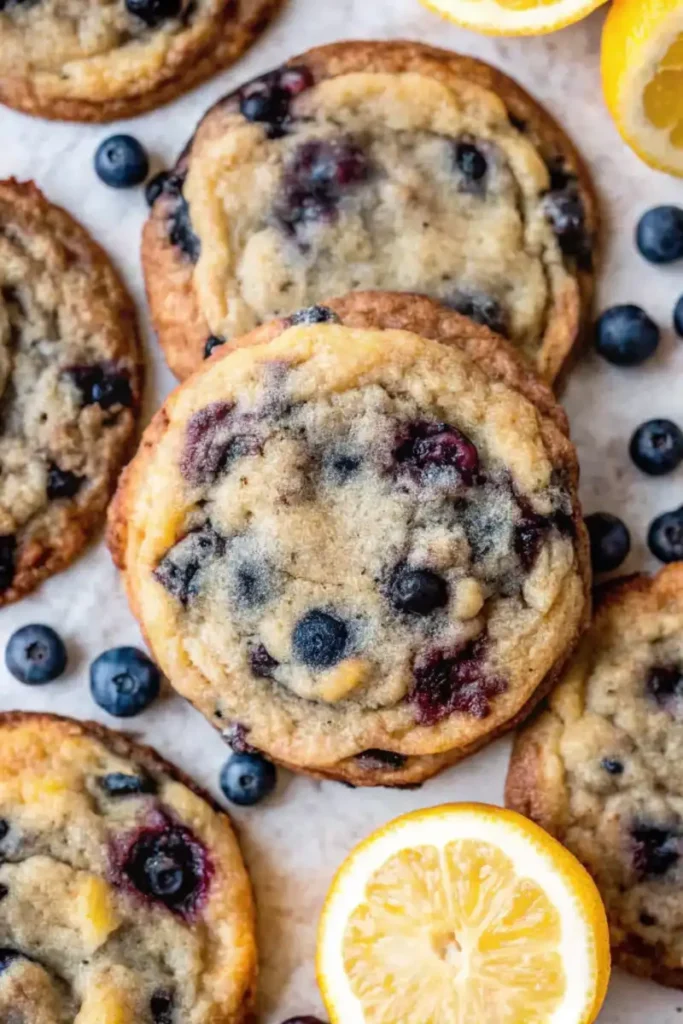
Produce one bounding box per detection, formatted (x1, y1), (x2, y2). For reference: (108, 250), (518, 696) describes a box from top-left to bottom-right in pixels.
(1, 1), (683, 1020)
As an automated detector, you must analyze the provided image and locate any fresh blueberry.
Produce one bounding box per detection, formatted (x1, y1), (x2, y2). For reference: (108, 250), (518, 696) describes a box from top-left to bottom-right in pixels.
(98, 772), (157, 797)
(204, 335), (225, 359)
(46, 464), (84, 500)
(601, 758), (624, 775)
(585, 512), (630, 573)
(594, 305), (660, 366)
(220, 752), (276, 806)
(389, 566), (448, 616)
(5, 625), (67, 685)
(454, 141), (487, 183)
(123, 825), (207, 915)
(95, 135), (149, 189)
(90, 647), (160, 717)
(0, 949), (21, 974)
(145, 170), (170, 207)
(636, 206), (683, 264)
(630, 419), (683, 476)
(648, 506), (683, 563)
(126, 0), (181, 27)
(675, 295), (683, 338)
(150, 990), (174, 1024)
(0, 535), (16, 592)
(288, 305), (341, 326)
(292, 610), (349, 669)
(631, 824), (680, 878)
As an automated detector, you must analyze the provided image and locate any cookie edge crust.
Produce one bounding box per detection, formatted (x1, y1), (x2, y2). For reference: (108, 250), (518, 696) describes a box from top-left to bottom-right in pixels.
(141, 37), (598, 384)
(0, 0), (283, 123)
(0, 178), (143, 607)
(108, 291), (591, 788)
(505, 563), (683, 989)
(0, 709), (258, 1021)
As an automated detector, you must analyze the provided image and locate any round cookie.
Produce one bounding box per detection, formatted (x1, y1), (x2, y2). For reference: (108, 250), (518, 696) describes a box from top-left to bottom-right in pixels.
(0, 0), (282, 122)
(506, 564), (683, 989)
(0, 179), (141, 605)
(109, 292), (590, 787)
(0, 712), (256, 1022)
(142, 39), (598, 382)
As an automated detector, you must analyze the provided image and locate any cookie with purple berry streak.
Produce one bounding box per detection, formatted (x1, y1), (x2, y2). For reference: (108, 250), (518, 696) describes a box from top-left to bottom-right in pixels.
(142, 39), (597, 383)
(0, 712), (256, 1023)
(0, 179), (141, 605)
(506, 562), (683, 988)
(109, 292), (590, 788)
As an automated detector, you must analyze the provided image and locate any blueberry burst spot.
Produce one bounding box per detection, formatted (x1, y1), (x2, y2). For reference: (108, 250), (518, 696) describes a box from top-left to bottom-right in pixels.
(0, 949), (21, 974)
(240, 66), (313, 137)
(162, 174), (201, 262)
(631, 824), (681, 879)
(410, 638), (507, 725)
(150, 989), (175, 1024)
(445, 291), (508, 337)
(46, 464), (84, 500)
(287, 305), (341, 326)
(180, 402), (260, 485)
(98, 772), (157, 797)
(67, 364), (133, 409)
(454, 140), (488, 186)
(154, 523), (226, 604)
(120, 825), (211, 919)
(646, 664), (683, 711)
(393, 420), (479, 484)
(276, 138), (371, 232)
(0, 535), (16, 592)
(543, 184), (591, 267)
(249, 644), (279, 679)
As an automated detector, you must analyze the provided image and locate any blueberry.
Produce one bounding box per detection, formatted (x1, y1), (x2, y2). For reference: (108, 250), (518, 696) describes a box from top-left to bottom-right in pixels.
(544, 189), (587, 258)
(630, 419), (683, 476)
(180, 402), (259, 485)
(356, 750), (407, 770)
(288, 305), (341, 326)
(445, 292), (508, 337)
(204, 335), (225, 359)
(95, 135), (149, 189)
(454, 141), (487, 183)
(594, 305), (660, 366)
(389, 566), (448, 616)
(5, 625), (67, 685)
(0, 821), (8, 841)
(636, 206), (683, 264)
(394, 420), (479, 484)
(0, 949), (21, 974)
(98, 772), (157, 797)
(648, 506), (683, 563)
(646, 665), (683, 709)
(169, 194), (201, 262)
(90, 647), (160, 717)
(150, 990), (174, 1024)
(145, 170), (170, 207)
(154, 523), (225, 604)
(601, 758), (624, 775)
(585, 512), (630, 573)
(292, 610), (348, 669)
(46, 464), (84, 500)
(126, 0), (181, 26)
(631, 824), (680, 878)
(675, 295), (683, 338)
(123, 826), (206, 915)
(281, 1018), (328, 1024)
(249, 644), (279, 679)
(234, 561), (274, 609)
(327, 453), (361, 483)
(410, 639), (507, 725)
(68, 364), (133, 409)
(514, 509), (551, 571)
(220, 752), (276, 806)
(238, 67), (313, 136)
(0, 886), (8, 902)
(277, 138), (370, 230)
(0, 535), (16, 592)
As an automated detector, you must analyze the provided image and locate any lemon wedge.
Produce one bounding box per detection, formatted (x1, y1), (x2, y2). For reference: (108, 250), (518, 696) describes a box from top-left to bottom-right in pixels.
(420, 0), (608, 37)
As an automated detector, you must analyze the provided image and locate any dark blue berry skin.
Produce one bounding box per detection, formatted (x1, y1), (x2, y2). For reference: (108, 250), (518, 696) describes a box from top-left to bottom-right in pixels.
(220, 752), (276, 806)
(5, 625), (67, 685)
(601, 758), (624, 775)
(0, 949), (21, 974)
(630, 419), (683, 476)
(46, 464), (84, 500)
(281, 1018), (328, 1024)
(648, 506), (683, 563)
(389, 566), (448, 616)
(292, 610), (348, 669)
(636, 206), (683, 264)
(126, 0), (181, 27)
(675, 295), (683, 338)
(0, 536), (16, 592)
(594, 305), (660, 367)
(98, 772), (157, 797)
(288, 305), (341, 326)
(95, 135), (149, 189)
(204, 335), (225, 358)
(90, 647), (160, 717)
(145, 170), (170, 207)
(585, 512), (630, 573)
(454, 141), (487, 182)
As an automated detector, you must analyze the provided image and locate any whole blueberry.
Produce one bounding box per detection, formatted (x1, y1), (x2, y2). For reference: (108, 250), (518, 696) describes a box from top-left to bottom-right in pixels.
(292, 610), (349, 669)
(95, 135), (149, 189)
(674, 295), (683, 338)
(145, 170), (170, 207)
(204, 335), (225, 359)
(126, 0), (182, 26)
(648, 506), (683, 563)
(46, 464), (84, 500)
(98, 772), (157, 797)
(90, 647), (160, 717)
(389, 566), (448, 616)
(220, 752), (276, 806)
(5, 625), (67, 684)
(601, 758), (624, 775)
(585, 512), (630, 573)
(594, 305), (660, 367)
(454, 141), (487, 182)
(636, 206), (683, 264)
(629, 419), (683, 476)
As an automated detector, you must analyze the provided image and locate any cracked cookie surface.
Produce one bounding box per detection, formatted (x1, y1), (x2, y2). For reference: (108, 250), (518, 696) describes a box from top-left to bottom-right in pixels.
(0, 179), (141, 605)
(0, 0), (282, 122)
(506, 563), (683, 988)
(0, 712), (256, 1023)
(109, 292), (590, 787)
(142, 40), (597, 382)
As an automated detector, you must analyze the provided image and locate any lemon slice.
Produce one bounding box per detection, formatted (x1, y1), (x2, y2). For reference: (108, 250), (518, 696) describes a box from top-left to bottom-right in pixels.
(602, 0), (683, 176)
(317, 804), (610, 1024)
(419, 0), (608, 36)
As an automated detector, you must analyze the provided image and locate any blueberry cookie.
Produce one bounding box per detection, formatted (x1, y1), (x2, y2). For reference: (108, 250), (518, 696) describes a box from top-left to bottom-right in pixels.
(0, 712), (256, 1022)
(0, 179), (141, 605)
(506, 564), (683, 988)
(109, 292), (590, 787)
(142, 39), (597, 382)
(0, 0), (282, 122)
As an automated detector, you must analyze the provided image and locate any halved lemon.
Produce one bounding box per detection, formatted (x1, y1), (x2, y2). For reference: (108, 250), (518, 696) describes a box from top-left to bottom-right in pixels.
(602, 0), (683, 176)
(317, 804), (610, 1024)
(419, 0), (608, 37)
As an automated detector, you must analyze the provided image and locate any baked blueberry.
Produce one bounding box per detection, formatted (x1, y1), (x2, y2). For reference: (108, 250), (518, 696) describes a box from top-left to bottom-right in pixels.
(281, 1018), (328, 1024)
(675, 295), (683, 338)
(180, 402), (260, 485)
(0, 886), (8, 902)
(445, 291), (508, 336)
(389, 565), (448, 616)
(410, 640), (507, 724)
(326, 452), (361, 483)
(601, 758), (624, 775)
(394, 420), (479, 483)
(204, 335), (226, 358)
(122, 825), (207, 915)
(169, 193), (201, 262)
(544, 188), (587, 258)
(292, 610), (349, 669)
(98, 772), (157, 797)
(46, 464), (84, 500)
(585, 512), (630, 573)
(636, 206), (683, 265)
(239, 67), (312, 136)
(594, 305), (660, 366)
(0, 820), (8, 841)
(90, 647), (160, 717)
(648, 506), (683, 563)
(356, 749), (407, 770)
(126, 0), (182, 26)
(249, 644), (279, 679)
(219, 752), (277, 806)
(454, 141), (488, 183)
(631, 824), (681, 878)
(68, 364), (133, 409)
(288, 305), (341, 326)
(150, 990), (175, 1023)
(5, 624), (67, 685)
(514, 509), (551, 571)
(629, 419), (683, 476)
(145, 171), (170, 207)
(0, 535), (16, 591)
(277, 138), (370, 230)
(646, 665), (683, 709)
(233, 560), (275, 609)
(154, 523), (226, 605)
(0, 949), (21, 974)
(95, 135), (149, 189)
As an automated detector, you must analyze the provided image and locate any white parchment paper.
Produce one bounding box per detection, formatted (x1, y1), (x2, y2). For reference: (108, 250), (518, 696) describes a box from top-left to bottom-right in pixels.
(1, 1), (683, 1019)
